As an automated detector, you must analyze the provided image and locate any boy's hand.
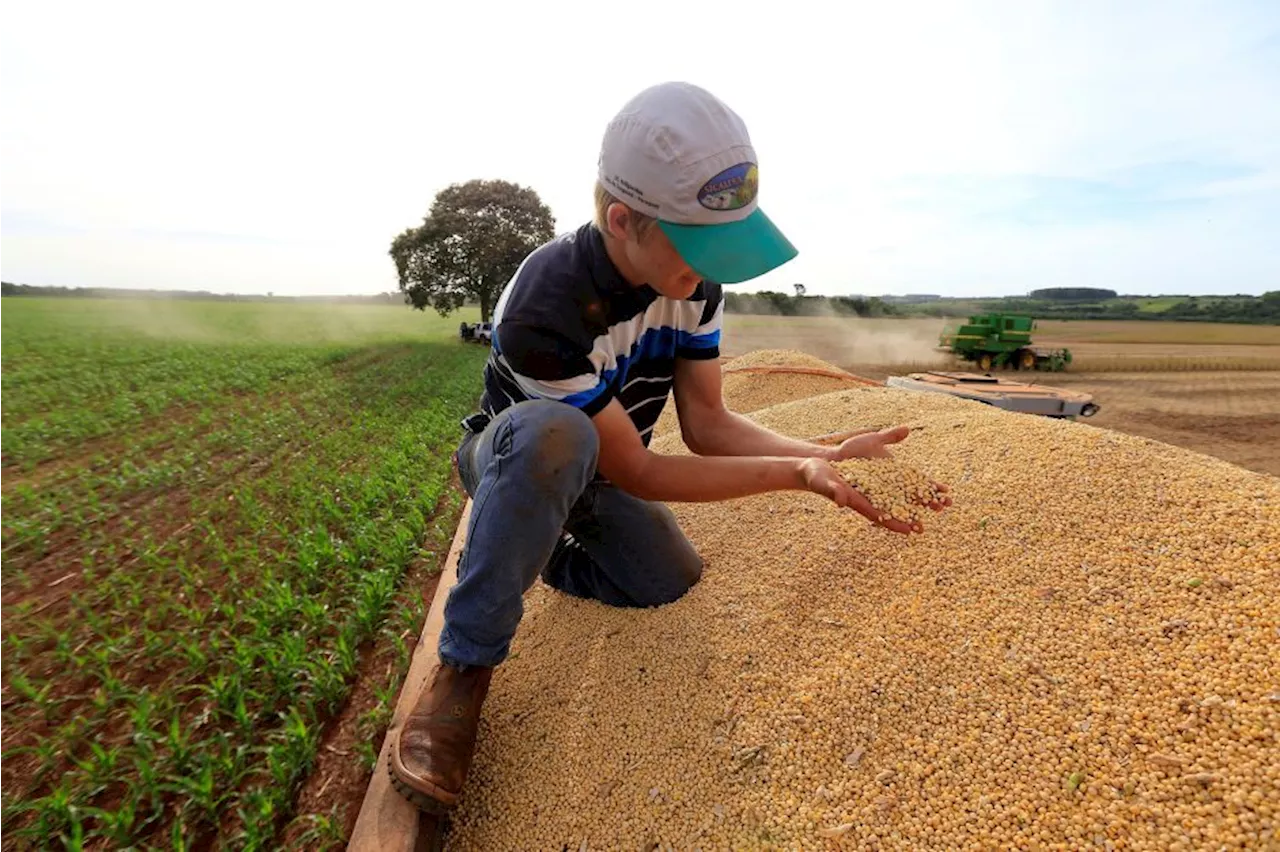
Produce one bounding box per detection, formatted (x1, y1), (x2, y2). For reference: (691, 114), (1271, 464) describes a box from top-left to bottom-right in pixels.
(834, 425), (911, 460)
(832, 426), (953, 515)
(798, 458), (924, 535)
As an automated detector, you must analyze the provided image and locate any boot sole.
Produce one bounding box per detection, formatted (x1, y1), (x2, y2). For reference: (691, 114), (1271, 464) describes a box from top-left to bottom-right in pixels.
(387, 762), (455, 816)
(385, 732), (459, 816)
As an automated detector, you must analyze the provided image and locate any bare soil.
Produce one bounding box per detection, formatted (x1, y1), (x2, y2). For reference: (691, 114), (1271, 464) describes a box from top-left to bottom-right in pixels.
(1039, 371), (1280, 478)
(1032, 319), (1280, 345)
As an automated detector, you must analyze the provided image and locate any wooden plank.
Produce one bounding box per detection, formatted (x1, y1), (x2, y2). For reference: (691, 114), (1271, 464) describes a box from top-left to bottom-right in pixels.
(347, 499), (471, 851)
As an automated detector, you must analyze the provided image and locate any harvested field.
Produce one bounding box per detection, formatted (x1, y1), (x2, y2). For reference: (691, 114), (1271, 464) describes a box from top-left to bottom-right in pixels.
(1033, 321), (1280, 346)
(720, 316), (1280, 373)
(1044, 371), (1280, 479)
(1032, 344), (1280, 373)
(720, 316), (1280, 478)
(440, 352), (1280, 850)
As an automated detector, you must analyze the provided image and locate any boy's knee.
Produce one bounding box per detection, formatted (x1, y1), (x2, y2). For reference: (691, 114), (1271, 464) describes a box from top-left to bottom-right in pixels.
(684, 549), (705, 585)
(636, 509), (704, 607)
(637, 552), (703, 607)
(512, 401), (599, 490)
(671, 551), (705, 597)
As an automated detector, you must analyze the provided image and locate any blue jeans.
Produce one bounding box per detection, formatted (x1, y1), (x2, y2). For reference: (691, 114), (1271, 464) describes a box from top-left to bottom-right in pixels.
(437, 400), (704, 669)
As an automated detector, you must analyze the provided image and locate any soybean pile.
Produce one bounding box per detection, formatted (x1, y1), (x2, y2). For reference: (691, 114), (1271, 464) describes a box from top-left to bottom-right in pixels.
(445, 351), (1279, 851)
(649, 349), (864, 440)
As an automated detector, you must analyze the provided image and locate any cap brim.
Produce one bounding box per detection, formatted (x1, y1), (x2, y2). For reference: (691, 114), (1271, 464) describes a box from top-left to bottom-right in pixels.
(658, 208), (797, 285)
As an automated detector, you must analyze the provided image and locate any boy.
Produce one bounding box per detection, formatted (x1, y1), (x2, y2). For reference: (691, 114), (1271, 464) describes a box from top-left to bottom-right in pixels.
(389, 81), (949, 814)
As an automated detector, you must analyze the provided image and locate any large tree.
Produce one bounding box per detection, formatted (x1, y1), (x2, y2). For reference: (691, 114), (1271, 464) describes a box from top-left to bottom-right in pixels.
(390, 179), (556, 322)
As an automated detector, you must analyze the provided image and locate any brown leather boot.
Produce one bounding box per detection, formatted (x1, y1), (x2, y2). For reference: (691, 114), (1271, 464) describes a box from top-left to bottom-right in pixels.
(388, 662), (493, 813)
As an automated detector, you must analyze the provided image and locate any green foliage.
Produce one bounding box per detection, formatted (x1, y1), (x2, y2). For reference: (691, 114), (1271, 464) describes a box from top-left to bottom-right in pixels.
(1158, 292), (1280, 322)
(0, 298), (486, 849)
(0, 299), (475, 468)
(891, 292), (1280, 324)
(724, 291), (899, 317)
(390, 179), (556, 322)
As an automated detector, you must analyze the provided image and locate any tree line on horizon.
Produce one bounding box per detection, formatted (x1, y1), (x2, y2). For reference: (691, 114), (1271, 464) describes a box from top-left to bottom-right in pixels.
(723, 289), (1280, 324)
(7, 172), (1279, 326)
(9, 280), (1277, 325)
(0, 282), (404, 304)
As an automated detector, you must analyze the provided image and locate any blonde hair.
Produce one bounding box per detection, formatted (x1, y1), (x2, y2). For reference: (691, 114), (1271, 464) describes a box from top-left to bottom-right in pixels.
(594, 182), (658, 240)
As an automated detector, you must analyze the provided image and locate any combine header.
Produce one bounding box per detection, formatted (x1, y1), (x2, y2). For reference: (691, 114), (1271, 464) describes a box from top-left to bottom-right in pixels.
(887, 371), (1100, 419)
(937, 313), (1073, 372)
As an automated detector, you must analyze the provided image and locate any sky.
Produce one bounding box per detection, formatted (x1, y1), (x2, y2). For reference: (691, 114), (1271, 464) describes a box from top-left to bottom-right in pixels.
(3, 0), (1278, 299)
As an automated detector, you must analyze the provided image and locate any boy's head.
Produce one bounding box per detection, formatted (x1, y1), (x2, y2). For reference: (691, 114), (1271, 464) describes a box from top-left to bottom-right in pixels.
(594, 182), (704, 300)
(595, 81), (797, 298)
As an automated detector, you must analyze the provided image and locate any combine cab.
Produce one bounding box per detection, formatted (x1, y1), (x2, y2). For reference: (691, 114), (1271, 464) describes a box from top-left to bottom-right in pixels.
(887, 371), (1100, 419)
(938, 313), (1072, 372)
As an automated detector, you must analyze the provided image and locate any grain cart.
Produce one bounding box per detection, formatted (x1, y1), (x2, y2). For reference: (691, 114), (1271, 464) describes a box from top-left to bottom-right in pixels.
(937, 313), (1073, 372)
(887, 371), (1100, 419)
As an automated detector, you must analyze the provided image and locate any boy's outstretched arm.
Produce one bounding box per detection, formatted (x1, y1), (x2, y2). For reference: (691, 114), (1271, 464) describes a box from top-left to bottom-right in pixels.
(671, 357), (907, 461)
(592, 397), (922, 533)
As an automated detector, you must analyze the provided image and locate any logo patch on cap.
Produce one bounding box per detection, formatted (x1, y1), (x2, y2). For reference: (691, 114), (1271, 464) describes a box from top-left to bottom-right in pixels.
(697, 163), (759, 211)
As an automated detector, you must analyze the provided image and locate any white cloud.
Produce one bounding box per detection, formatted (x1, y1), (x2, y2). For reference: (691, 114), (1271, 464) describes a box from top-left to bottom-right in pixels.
(3, 0), (1277, 296)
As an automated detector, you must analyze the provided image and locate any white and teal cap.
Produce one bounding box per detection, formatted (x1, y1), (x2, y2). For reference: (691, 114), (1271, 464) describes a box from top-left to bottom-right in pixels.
(597, 81), (798, 284)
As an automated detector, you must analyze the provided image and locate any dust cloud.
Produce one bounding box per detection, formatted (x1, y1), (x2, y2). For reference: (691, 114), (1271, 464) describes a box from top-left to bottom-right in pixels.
(724, 306), (954, 373)
(818, 317), (948, 367)
(93, 297), (231, 343)
(88, 296), (949, 371)
(80, 297), (423, 347)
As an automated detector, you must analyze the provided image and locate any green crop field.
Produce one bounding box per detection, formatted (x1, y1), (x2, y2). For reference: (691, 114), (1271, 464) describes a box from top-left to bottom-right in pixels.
(1132, 296), (1186, 313)
(1, 297), (487, 849)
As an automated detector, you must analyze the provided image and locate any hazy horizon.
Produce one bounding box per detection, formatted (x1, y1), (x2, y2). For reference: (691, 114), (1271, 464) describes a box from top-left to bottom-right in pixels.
(3, 1), (1278, 299)
(5, 281), (1270, 305)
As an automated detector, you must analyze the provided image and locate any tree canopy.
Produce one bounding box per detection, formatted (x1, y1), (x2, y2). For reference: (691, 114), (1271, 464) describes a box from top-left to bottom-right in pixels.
(390, 179), (556, 322)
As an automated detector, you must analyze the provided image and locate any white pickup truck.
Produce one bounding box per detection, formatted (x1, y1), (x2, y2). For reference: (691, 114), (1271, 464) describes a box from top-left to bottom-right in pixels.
(458, 322), (493, 345)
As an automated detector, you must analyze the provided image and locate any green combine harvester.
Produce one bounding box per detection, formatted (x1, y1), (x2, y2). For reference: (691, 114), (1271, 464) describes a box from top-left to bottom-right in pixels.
(937, 313), (1073, 372)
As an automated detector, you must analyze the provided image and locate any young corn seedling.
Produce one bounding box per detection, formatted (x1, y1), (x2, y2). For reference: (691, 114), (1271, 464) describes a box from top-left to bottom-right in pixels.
(82, 796), (139, 848)
(353, 569), (398, 639)
(161, 712), (196, 776)
(234, 786), (280, 851)
(265, 707), (319, 790)
(162, 754), (223, 828)
(6, 668), (58, 724)
(287, 805), (348, 852)
(9, 781), (82, 849)
(127, 743), (165, 823)
(70, 741), (123, 798)
(355, 739), (380, 773)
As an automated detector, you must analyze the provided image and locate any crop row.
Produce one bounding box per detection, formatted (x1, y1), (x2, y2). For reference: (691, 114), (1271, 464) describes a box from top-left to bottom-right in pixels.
(2, 318), (487, 850)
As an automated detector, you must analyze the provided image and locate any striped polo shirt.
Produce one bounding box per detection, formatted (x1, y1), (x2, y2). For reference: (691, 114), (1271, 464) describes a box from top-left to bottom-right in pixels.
(477, 222), (723, 445)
